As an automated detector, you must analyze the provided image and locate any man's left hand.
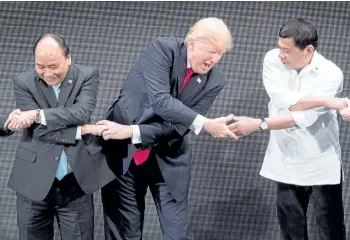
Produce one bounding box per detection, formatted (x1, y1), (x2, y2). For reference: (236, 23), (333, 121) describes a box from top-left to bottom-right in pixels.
(96, 120), (133, 140)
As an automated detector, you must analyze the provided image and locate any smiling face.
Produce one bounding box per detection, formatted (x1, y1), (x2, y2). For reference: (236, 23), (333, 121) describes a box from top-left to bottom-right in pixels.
(187, 37), (224, 74)
(34, 37), (71, 86)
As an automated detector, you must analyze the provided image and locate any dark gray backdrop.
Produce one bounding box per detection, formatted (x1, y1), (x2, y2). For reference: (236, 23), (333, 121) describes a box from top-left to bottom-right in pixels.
(0, 2), (349, 240)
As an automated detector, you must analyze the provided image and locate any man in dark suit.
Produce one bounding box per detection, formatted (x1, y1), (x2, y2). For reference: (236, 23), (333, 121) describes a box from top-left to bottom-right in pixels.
(97, 18), (236, 240)
(7, 34), (115, 240)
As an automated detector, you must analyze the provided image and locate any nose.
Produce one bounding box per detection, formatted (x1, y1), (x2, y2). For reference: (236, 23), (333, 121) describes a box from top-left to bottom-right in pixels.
(278, 51), (285, 60)
(43, 69), (54, 77)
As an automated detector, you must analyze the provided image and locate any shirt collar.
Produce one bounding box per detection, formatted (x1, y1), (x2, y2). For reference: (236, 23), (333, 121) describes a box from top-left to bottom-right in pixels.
(187, 59), (191, 69)
(305, 51), (320, 74)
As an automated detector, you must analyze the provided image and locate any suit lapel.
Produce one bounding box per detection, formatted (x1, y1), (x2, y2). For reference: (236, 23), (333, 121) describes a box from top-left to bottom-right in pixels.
(176, 44), (188, 96)
(58, 65), (76, 107)
(37, 78), (58, 108)
(180, 73), (208, 103)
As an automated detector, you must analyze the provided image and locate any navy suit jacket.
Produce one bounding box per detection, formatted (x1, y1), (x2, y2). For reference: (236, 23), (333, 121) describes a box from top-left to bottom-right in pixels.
(104, 37), (225, 201)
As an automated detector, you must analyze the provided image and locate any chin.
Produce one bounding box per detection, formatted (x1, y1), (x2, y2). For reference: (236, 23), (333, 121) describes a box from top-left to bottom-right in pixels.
(44, 79), (60, 86)
(283, 64), (292, 70)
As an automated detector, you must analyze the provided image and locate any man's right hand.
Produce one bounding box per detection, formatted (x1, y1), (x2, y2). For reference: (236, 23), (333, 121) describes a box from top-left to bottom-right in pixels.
(203, 114), (239, 140)
(325, 97), (349, 111)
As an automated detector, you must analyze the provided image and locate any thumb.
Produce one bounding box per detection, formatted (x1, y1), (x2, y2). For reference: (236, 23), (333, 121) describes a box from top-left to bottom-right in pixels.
(225, 114), (234, 123)
(96, 120), (109, 125)
(232, 115), (245, 121)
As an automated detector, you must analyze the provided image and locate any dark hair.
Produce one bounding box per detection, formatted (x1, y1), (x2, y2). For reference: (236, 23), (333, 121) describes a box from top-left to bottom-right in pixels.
(33, 33), (70, 56)
(279, 18), (318, 50)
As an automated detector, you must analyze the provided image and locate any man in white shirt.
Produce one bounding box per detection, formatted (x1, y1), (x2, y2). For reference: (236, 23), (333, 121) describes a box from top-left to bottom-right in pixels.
(229, 18), (346, 240)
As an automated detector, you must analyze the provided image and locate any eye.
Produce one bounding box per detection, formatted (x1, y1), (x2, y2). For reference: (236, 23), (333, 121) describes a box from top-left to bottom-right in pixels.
(49, 65), (58, 70)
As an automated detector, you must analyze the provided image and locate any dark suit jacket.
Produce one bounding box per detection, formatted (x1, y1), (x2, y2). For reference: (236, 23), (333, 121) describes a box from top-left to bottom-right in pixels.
(0, 116), (13, 136)
(104, 37), (225, 202)
(8, 64), (115, 201)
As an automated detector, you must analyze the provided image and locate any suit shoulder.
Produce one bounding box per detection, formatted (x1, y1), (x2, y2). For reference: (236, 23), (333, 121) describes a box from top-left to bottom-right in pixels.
(13, 69), (36, 84)
(150, 37), (181, 53)
(208, 67), (225, 87)
(73, 64), (99, 78)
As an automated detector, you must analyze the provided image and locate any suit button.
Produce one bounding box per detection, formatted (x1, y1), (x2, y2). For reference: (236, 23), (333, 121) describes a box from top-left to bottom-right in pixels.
(55, 156), (60, 161)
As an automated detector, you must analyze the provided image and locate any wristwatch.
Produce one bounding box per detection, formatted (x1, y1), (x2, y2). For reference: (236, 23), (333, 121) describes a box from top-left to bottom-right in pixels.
(34, 109), (41, 123)
(259, 118), (268, 131)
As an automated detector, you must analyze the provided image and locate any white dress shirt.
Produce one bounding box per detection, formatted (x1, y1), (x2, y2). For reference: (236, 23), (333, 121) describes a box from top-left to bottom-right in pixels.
(260, 49), (344, 186)
(131, 60), (206, 144)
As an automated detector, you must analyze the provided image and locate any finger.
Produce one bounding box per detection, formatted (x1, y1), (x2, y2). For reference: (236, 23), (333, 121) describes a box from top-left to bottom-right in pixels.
(98, 126), (108, 135)
(9, 109), (21, 117)
(345, 97), (350, 106)
(4, 116), (13, 128)
(231, 129), (243, 137)
(103, 129), (117, 136)
(225, 114), (234, 123)
(102, 130), (113, 136)
(102, 135), (110, 140)
(224, 127), (239, 140)
(99, 125), (108, 133)
(14, 109), (21, 115)
(103, 133), (116, 140)
(96, 120), (109, 125)
(7, 122), (15, 130)
(227, 122), (238, 130)
(23, 119), (31, 127)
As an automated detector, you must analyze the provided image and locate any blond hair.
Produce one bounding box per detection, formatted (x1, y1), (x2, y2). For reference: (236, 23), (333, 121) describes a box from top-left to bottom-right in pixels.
(185, 17), (232, 52)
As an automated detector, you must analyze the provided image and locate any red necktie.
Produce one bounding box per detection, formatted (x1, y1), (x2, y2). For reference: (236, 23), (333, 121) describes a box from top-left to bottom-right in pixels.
(133, 148), (151, 166)
(180, 68), (193, 92)
(133, 67), (194, 166)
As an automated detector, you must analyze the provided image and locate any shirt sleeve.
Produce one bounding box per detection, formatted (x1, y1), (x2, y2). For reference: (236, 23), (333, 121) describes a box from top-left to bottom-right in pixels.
(263, 50), (303, 110)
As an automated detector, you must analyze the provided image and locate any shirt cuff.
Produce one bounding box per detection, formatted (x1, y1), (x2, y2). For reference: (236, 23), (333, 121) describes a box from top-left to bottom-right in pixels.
(131, 125), (141, 144)
(76, 126), (82, 140)
(189, 114), (207, 135)
(40, 110), (47, 125)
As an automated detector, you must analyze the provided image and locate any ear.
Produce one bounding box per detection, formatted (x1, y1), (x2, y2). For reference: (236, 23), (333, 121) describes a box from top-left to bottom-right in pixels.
(188, 37), (196, 48)
(306, 45), (314, 54)
(66, 54), (72, 65)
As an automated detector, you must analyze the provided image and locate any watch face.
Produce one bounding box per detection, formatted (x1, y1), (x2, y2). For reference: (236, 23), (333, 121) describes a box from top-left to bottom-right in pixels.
(261, 122), (268, 130)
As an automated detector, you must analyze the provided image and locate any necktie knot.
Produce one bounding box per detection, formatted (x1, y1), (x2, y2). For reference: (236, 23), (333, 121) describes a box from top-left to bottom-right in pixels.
(186, 67), (193, 76)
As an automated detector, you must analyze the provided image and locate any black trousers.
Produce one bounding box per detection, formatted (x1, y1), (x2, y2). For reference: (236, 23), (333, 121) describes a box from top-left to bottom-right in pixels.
(276, 179), (345, 240)
(16, 173), (94, 240)
(101, 157), (193, 240)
